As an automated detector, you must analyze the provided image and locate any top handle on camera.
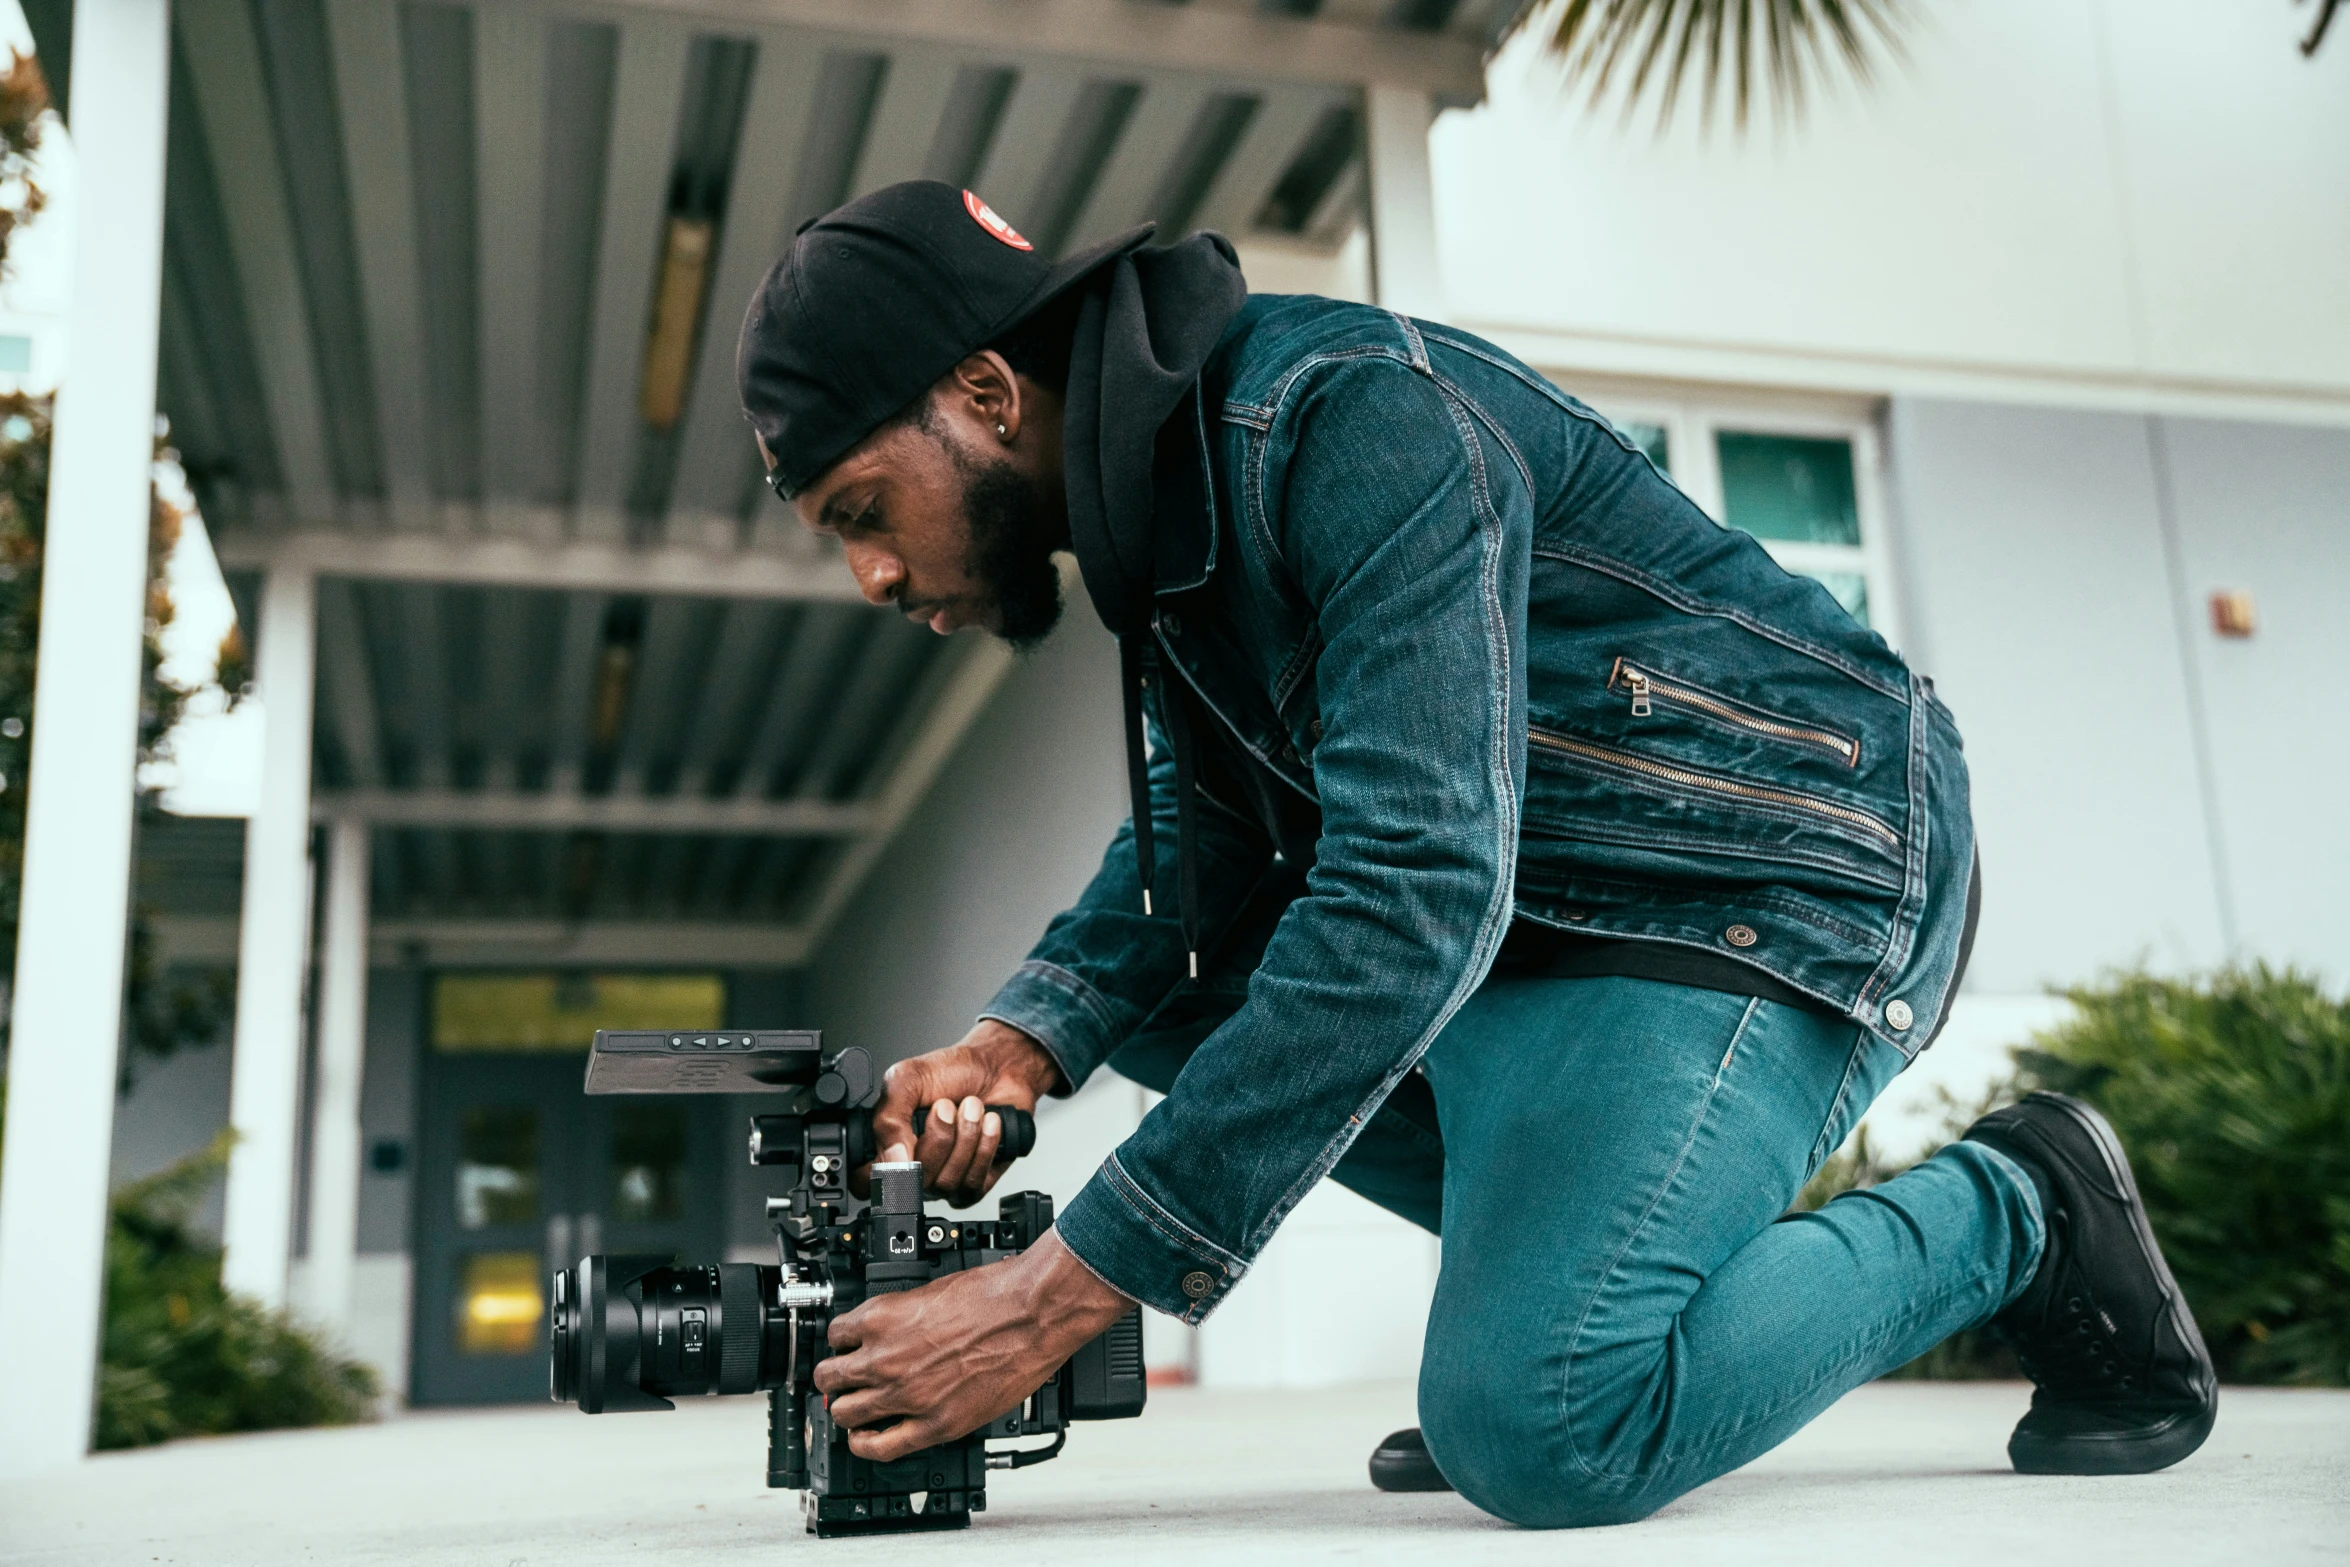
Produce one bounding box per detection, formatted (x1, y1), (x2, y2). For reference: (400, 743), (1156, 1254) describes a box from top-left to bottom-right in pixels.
(582, 1027), (1037, 1171)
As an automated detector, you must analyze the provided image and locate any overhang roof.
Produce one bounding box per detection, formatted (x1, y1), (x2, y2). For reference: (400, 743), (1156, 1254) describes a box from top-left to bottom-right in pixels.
(28, 0), (1508, 965)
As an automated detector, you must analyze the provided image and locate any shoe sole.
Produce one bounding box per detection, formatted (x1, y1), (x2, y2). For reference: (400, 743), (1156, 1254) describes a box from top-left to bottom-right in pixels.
(2006, 1092), (2219, 1477)
(1368, 1452), (1455, 1493)
(2011, 1399), (2218, 1477)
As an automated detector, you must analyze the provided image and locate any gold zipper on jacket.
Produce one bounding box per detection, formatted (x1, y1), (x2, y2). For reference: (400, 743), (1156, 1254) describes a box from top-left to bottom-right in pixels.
(1529, 725), (1899, 847)
(1610, 659), (1859, 766)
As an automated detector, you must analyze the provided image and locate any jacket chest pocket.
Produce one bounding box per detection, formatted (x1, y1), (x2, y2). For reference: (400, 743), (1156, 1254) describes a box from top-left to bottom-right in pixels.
(1607, 657), (1861, 768)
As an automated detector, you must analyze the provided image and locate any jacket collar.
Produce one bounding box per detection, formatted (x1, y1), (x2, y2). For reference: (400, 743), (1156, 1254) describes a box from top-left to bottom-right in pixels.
(1148, 387), (1218, 601)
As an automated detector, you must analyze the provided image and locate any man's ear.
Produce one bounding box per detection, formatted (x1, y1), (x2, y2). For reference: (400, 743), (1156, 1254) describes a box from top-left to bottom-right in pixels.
(949, 350), (1022, 444)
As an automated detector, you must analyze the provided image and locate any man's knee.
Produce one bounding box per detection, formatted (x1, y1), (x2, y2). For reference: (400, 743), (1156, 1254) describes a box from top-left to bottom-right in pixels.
(1418, 1345), (1687, 1530)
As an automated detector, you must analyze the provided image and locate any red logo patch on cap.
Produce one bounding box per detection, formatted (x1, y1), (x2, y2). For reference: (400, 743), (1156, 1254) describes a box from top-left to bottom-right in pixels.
(963, 190), (1032, 252)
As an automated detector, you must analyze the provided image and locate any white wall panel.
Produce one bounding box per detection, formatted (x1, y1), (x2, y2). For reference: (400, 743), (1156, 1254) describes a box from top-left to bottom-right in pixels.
(1432, 0), (2350, 412)
(1886, 397), (2228, 991)
(2157, 418), (2350, 981)
(2102, 7), (2350, 392)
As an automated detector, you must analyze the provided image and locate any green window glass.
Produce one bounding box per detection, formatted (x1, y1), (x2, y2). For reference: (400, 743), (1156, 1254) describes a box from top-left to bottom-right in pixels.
(1716, 432), (1859, 546)
(1811, 571), (1870, 625)
(1618, 420), (1670, 475)
(611, 1105), (689, 1222)
(455, 1106), (540, 1229)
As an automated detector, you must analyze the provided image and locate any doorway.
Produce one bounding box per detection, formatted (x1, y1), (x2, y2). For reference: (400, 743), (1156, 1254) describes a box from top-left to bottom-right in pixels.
(409, 973), (730, 1406)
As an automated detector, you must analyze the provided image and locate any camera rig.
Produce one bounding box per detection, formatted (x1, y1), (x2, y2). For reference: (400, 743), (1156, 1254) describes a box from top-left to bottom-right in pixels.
(546, 1028), (1145, 1538)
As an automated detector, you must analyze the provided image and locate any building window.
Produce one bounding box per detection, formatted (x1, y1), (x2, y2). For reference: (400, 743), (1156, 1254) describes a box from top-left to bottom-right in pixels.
(1569, 386), (1899, 645)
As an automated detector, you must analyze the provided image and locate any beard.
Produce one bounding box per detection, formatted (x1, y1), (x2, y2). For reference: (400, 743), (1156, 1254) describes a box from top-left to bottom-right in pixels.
(954, 448), (1065, 649)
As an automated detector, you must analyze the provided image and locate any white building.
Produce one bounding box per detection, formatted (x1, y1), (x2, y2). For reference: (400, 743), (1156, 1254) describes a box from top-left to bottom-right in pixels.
(0, 0), (2342, 1473)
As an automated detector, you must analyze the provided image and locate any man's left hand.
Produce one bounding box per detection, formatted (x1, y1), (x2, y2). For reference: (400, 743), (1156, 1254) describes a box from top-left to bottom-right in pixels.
(811, 1227), (1133, 1462)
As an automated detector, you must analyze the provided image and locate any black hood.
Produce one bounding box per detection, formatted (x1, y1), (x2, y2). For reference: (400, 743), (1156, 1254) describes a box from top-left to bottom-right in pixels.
(1055, 230), (1247, 979)
(1061, 232), (1248, 635)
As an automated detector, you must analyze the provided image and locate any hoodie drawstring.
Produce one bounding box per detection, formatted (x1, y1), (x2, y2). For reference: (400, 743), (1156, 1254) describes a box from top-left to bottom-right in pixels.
(1120, 631), (1199, 978)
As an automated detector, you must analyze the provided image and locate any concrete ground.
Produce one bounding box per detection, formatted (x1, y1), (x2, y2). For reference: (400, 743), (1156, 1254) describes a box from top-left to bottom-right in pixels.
(2, 1381), (2344, 1565)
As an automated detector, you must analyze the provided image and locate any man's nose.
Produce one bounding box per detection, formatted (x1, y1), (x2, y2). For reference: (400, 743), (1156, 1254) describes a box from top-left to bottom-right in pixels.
(843, 541), (903, 606)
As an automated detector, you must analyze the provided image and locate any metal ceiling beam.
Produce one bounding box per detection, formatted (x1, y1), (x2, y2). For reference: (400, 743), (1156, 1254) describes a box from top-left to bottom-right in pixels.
(373, 918), (812, 967)
(315, 578), (385, 786)
(545, 590), (610, 794)
(572, 21), (692, 542)
(153, 912), (812, 967)
(324, 0), (437, 533)
(1064, 77), (1214, 253)
(475, 6), (554, 538)
(674, 600), (785, 796)
(475, 587), (535, 791)
(664, 45), (828, 548)
(177, 0), (340, 525)
(315, 787), (876, 836)
(1194, 87), (1333, 239)
(850, 46), (958, 198)
(733, 606), (867, 799)
(212, 528), (867, 600)
(525, 0), (1488, 98)
(609, 596), (702, 795)
(968, 69), (1085, 237)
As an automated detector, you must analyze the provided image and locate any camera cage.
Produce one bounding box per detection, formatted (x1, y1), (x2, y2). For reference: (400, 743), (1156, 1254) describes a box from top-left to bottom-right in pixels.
(552, 1026), (1145, 1538)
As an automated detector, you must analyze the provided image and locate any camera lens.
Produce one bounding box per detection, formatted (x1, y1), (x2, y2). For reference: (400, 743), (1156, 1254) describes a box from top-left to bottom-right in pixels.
(546, 1256), (777, 1413)
(548, 1264), (581, 1404)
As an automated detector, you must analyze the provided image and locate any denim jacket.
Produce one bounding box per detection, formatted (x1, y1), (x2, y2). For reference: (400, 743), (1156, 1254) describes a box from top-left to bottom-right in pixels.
(981, 297), (1975, 1321)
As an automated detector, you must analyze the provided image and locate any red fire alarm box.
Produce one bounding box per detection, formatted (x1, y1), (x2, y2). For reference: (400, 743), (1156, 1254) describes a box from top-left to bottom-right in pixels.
(2208, 591), (2257, 638)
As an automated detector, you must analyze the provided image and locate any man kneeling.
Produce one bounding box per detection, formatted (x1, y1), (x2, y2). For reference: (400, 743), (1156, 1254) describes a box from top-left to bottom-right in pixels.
(731, 181), (2217, 1524)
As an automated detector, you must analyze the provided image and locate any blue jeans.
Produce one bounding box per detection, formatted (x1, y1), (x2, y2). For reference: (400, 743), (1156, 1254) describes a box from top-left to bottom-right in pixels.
(1108, 973), (2044, 1527)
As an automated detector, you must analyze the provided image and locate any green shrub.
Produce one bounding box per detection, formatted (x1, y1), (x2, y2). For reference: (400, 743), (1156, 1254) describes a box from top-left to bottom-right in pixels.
(2012, 964), (2350, 1387)
(95, 1133), (379, 1449)
(1802, 964), (2350, 1386)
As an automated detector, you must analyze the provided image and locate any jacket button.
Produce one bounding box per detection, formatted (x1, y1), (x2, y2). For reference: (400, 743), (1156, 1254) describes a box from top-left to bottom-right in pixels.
(1180, 1270), (1215, 1300)
(1159, 612), (1183, 638)
(1308, 718), (1324, 742)
(1884, 999), (1914, 1031)
(1723, 924), (1758, 948)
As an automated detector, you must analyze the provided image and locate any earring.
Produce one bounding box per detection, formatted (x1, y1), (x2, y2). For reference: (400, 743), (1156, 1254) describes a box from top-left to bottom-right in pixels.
(996, 422), (1009, 439)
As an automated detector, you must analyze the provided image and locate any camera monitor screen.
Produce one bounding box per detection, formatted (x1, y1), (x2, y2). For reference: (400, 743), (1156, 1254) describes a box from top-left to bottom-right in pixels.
(582, 1029), (824, 1095)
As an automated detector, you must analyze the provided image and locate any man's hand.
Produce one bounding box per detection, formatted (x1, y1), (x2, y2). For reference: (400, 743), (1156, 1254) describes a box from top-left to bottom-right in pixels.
(812, 1228), (1131, 1461)
(867, 1020), (1063, 1207)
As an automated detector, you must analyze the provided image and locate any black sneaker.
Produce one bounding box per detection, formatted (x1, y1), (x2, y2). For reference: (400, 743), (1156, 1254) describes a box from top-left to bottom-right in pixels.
(1963, 1091), (2218, 1475)
(1368, 1427), (1453, 1492)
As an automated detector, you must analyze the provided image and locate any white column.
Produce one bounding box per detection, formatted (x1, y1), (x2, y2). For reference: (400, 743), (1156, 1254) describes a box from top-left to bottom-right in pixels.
(0, 0), (173, 1482)
(220, 565), (318, 1306)
(300, 816), (369, 1335)
(1364, 83), (1444, 321)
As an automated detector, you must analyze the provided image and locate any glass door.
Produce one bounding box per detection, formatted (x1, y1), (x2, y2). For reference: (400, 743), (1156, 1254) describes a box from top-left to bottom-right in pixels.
(409, 972), (731, 1406)
(412, 1054), (582, 1405)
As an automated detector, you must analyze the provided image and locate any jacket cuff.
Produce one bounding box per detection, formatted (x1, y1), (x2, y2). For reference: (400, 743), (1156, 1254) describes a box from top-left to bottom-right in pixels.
(977, 959), (1125, 1095)
(1052, 1152), (1247, 1323)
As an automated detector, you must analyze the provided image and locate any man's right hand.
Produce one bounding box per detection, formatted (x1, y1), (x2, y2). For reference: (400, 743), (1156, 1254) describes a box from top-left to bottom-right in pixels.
(863, 1019), (1064, 1208)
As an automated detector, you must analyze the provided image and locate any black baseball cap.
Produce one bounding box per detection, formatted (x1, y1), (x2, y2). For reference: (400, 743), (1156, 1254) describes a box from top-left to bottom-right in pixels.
(737, 181), (1154, 499)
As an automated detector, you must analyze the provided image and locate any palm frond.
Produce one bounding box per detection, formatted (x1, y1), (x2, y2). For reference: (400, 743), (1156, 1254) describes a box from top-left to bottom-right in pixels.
(1511, 0), (1914, 135)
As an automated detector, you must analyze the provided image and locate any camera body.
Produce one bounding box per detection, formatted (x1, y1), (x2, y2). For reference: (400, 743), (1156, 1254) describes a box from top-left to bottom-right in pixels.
(547, 1028), (1144, 1538)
